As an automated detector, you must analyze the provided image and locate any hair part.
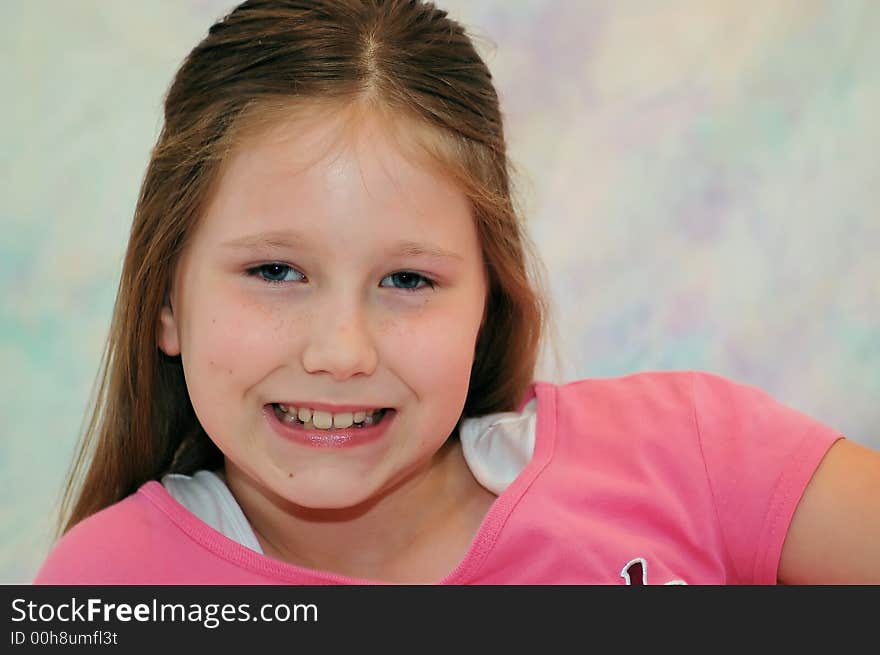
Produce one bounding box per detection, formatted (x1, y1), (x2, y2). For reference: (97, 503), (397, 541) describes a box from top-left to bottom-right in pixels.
(58, 0), (554, 537)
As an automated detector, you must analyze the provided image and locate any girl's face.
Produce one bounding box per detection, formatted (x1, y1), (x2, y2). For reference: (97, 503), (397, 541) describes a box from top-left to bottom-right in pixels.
(158, 109), (487, 510)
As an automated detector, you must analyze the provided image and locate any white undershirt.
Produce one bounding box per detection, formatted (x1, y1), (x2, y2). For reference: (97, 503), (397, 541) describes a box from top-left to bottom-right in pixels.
(162, 398), (537, 554)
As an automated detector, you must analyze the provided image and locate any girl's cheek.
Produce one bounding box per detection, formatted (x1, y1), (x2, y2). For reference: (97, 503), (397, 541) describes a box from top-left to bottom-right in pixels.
(384, 306), (479, 369)
(193, 298), (288, 368)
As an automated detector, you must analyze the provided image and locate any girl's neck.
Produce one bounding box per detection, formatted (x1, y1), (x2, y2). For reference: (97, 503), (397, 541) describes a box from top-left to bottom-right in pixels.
(224, 440), (496, 583)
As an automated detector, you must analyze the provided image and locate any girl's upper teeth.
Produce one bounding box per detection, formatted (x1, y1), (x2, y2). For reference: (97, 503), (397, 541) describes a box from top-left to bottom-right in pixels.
(278, 404), (378, 428)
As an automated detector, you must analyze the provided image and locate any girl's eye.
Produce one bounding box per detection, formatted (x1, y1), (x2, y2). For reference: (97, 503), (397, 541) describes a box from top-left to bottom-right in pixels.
(380, 271), (436, 292)
(247, 263), (305, 284)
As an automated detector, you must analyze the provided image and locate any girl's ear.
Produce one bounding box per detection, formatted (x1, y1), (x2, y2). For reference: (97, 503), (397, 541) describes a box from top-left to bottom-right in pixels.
(157, 295), (181, 356)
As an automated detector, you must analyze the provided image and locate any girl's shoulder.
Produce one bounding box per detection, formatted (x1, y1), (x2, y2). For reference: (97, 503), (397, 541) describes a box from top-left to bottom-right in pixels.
(543, 368), (840, 464)
(549, 368), (730, 400)
(539, 369), (704, 431)
(545, 368), (812, 421)
(33, 483), (171, 584)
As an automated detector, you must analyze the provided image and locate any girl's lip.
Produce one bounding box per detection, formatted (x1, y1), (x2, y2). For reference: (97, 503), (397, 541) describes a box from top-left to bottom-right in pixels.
(272, 401), (392, 414)
(263, 405), (396, 449)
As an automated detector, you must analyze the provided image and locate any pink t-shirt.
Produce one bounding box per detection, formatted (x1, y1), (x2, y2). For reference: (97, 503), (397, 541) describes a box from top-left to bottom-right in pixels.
(33, 371), (842, 584)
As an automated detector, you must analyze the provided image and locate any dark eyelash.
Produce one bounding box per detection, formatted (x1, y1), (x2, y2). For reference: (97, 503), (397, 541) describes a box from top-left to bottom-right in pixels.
(244, 263), (304, 285)
(244, 264), (437, 292)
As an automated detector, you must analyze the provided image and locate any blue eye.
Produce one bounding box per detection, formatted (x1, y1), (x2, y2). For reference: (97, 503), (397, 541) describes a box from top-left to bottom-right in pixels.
(247, 263), (305, 284)
(380, 272), (436, 292)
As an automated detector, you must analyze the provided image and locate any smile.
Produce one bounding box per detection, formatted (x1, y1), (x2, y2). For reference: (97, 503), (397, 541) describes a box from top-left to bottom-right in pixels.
(265, 404), (396, 449)
(272, 403), (389, 430)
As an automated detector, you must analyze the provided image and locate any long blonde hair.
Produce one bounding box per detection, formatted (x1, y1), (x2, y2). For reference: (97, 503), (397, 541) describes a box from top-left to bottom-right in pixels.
(58, 0), (552, 537)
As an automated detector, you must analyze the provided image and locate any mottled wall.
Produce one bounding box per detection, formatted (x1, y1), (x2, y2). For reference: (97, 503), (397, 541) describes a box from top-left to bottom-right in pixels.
(2, 1), (878, 582)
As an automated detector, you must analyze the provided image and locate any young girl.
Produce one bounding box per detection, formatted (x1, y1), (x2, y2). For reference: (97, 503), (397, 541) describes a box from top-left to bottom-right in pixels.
(35, 0), (879, 585)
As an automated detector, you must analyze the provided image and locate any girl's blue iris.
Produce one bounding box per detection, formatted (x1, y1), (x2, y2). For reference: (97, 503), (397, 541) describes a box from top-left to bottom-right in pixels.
(256, 263), (303, 283)
(380, 271), (435, 291)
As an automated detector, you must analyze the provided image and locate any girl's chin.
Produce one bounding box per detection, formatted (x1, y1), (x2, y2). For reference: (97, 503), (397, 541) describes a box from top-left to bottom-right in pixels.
(224, 459), (379, 511)
(274, 492), (383, 514)
(265, 470), (388, 511)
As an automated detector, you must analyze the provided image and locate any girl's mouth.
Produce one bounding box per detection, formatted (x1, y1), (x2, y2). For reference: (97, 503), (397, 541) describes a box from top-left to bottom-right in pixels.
(265, 404), (396, 449)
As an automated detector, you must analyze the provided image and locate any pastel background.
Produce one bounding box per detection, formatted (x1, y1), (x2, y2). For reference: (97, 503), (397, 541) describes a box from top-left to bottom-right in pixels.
(2, 1), (877, 583)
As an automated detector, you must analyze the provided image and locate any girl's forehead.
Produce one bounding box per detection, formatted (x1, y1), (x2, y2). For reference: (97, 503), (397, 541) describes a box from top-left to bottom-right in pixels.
(225, 101), (456, 184)
(196, 103), (474, 242)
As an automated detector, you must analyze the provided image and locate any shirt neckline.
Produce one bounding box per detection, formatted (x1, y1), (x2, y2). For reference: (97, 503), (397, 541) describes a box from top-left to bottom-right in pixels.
(138, 381), (557, 584)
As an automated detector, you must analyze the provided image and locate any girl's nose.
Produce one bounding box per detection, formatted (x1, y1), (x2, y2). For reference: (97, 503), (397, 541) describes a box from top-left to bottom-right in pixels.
(301, 303), (379, 381)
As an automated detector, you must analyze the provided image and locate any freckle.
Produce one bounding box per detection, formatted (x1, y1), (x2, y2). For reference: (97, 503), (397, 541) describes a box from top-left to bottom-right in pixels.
(228, 369), (233, 375)
(210, 360), (215, 366)
(288, 473), (294, 478)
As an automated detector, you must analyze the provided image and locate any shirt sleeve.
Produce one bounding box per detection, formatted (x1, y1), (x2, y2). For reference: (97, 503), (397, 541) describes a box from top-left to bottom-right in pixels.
(691, 371), (843, 584)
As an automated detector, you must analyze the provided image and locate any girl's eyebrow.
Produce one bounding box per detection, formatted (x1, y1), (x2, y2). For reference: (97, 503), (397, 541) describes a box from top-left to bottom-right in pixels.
(222, 230), (463, 261)
(392, 240), (463, 261)
(222, 230), (307, 251)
